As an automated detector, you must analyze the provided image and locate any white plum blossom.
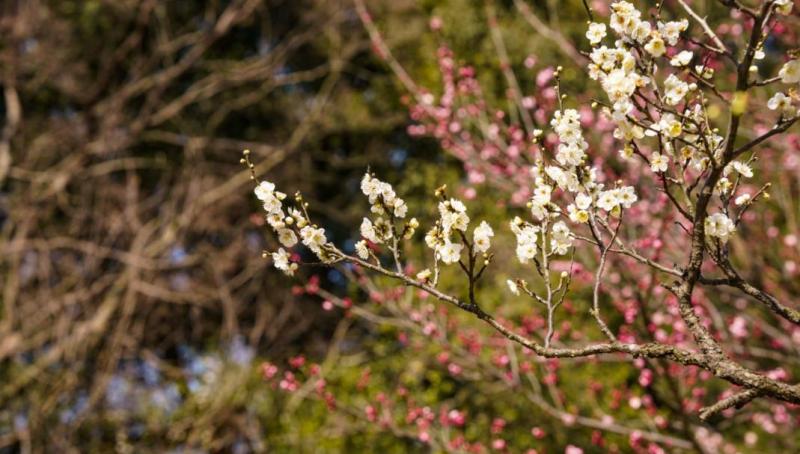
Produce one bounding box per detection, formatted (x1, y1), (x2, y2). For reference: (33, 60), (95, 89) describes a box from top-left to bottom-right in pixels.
(630, 20), (652, 43)
(617, 186), (638, 208)
(567, 204), (590, 223)
(705, 213), (736, 243)
(424, 198), (473, 266)
(716, 177), (733, 195)
(597, 190), (620, 212)
(575, 193), (592, 210)
(664, 74), (691, 105)
(550, 221), (573, 255)
(529, 180), (554, 221)
(587, 38), (643, 115)
(725, 161), (753, 179)
(644, 36), (666, 57)
(425, 225), (443, 250)
(416, 269), (432, 281)
(779, 60), (800, 84)
(360, 217), (381, 244)
(670, 50), (693, 67)
(266, 212), (285, 230)
(360, 174), (382, 204)
(438, 241), (463, 264)
(473, 221), (494, 254)
(507, 279), (520, 296)
(655, 113), (682, 138)
(278, 228), (298, 247)
(602, 69), (638, 109)
(393, 199), (408, 218)
(694, 64), (714, 79)
(732, 161), (753, 178)
(586, 22), (607, 45)
(556, 143), (589, 167)
(529, 201), (547, 222)
(767, 92), (797, 117)
(361, 173), (407, 218)
(254, 181), (283, 204)
(511, 219), (539, 264)
(255, 181), (286, 215)
(657, 19), (689, 46)
(254, 181), (275, 200)
(516, 241), (537, 264)
(551, 108), (583, 143)
(735, 193), (751, 206)
(532, 184), (553, 206)
(609, 1), (642, 37)
(565, 189), (592, 223)
(300, 225), (328, 256)
(545, 166), (580, 192)
(439, 199), (470, 234)
(252, 177), (338, 266)
(551, 109), (589, 166)
(272, 248), (297, 276)
(775, 0), (794, 15)
(593, 187), (637, 213)
(355, 240), (369, 260)
(614, 120), (645, 142)
(650, 152), (670, 173)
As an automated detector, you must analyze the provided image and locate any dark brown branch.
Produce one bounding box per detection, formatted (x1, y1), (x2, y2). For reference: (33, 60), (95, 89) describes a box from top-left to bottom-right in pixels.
(714, 259), (800, 325)
(732, 117), (799, 159)
(699, 389), (762, 421)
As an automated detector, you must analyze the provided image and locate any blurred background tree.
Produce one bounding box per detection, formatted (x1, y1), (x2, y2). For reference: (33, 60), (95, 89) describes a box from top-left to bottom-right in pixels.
(0, 0), (431, 450)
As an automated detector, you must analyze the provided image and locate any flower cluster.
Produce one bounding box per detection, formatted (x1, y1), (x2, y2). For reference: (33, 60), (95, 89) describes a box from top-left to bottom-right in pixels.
(595, 186), (637, 213)
(271, 248), (296, 276)
(705, 213), (736, 243)
(550, 221), (573, 255)
(523, 101), (637, 250)
(589, 1), (690, 117)
(712, 160), (754, 199)
(587, 1), (705, 185)
(510, 217), (540, 264)
(473, 221), (494, 254)
(251, 163), (338, 274)
(361, 173), (408, 218)
(255, 181), (300, 275)
(588, 44), (642, 115)
(583, 2), (782, 247)
(357, 173), (419, 260)
(425, 196), (488, 265)
(663, 74), (692, 106)
(300, 225), (330, 258)
(551, 109), (588, 168)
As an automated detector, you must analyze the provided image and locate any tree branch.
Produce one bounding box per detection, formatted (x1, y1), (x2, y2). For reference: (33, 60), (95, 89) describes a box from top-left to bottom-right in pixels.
(699, 389), (762, 421)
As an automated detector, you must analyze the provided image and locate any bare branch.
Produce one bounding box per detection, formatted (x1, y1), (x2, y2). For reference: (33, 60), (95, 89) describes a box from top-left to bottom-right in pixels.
(699, 389), (761, 421)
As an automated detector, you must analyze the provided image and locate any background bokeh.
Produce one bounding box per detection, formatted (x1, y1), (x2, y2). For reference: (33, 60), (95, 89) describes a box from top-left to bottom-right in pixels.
(1, 0), (799, 452)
